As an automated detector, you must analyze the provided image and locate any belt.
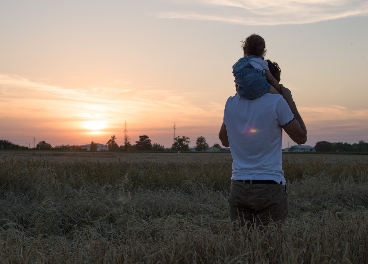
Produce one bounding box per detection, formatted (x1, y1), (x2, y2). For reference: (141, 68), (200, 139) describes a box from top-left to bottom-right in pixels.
(235, 180), (279, 184)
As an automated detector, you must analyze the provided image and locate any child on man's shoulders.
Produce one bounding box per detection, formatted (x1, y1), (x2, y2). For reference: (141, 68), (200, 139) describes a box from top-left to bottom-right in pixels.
(233, 34), (282, 100)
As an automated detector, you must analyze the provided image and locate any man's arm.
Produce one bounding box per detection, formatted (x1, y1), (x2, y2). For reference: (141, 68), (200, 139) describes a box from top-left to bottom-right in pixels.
(281, 85), (307, 144)
(265, 70), (281, 94)
(219, 123), (229, 147)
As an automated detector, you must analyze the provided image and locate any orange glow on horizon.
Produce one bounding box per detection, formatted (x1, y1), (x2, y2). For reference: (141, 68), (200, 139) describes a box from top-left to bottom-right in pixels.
(89, 131), (104, 135)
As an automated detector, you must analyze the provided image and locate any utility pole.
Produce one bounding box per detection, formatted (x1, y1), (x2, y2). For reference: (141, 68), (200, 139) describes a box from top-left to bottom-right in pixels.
(173, 122), (176, 144)
(33, 137), (35, 148)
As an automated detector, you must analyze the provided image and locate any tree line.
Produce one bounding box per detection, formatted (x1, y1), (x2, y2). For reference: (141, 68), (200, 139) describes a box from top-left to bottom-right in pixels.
(314, 140), (368, 152)
(0, 136), (222, 152)
(104, 135), (221, 152)
(3, 138), (367, 153)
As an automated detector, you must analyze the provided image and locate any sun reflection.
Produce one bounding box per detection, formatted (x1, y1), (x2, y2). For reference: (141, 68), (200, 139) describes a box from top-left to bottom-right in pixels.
(82, 121), (107, 131)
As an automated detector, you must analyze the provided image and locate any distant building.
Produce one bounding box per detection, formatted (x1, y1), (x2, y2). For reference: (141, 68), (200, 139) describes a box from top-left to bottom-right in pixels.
(292, 145), (315, 152)
(206, 147), (220, 152)
(220, 147), (230, 152)
(54, 144), (73, 150)
(80, 143), (109, 151)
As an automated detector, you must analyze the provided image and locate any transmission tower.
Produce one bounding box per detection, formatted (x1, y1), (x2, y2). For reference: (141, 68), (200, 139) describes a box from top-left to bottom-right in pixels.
(173, 122), (176, 144)
(123, 121), (129, 146)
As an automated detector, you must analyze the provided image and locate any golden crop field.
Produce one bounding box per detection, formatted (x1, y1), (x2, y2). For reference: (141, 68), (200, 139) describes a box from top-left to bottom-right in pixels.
(1, 152), (368, 263)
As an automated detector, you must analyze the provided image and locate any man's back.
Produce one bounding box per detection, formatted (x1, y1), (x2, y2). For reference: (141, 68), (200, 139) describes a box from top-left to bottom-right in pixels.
(223, 93), (294, 184)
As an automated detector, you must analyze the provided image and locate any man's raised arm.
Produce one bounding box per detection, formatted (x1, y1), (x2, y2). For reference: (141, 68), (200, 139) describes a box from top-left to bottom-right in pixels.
(281, 85), (307, 145)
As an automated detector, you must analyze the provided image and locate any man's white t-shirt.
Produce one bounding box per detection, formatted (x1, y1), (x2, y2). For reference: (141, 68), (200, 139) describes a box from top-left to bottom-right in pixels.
(223, 94), (294, 184)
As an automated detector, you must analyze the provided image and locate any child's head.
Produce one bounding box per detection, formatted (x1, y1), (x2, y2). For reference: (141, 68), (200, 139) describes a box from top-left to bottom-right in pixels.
(242, 34), (266, 57)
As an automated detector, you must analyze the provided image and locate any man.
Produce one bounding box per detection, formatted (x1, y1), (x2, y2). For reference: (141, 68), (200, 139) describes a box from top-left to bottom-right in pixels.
(219, 60), (307, 228)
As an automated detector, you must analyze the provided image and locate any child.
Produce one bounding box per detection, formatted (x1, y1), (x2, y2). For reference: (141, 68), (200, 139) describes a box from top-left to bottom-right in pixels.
(232, 34), (281, 100)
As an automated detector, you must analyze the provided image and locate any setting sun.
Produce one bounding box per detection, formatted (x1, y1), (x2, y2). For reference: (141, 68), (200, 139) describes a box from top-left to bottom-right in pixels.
(82, 121), (108, 131)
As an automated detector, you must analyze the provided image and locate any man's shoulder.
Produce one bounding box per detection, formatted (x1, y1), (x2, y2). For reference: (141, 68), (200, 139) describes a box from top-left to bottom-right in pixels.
(226, 94), (283, 105)
(257, 93), (283, 103)
(226, 95), (240, 103)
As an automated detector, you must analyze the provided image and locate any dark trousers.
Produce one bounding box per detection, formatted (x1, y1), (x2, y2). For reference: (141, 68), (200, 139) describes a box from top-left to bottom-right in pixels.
(228, 180), (288, 228)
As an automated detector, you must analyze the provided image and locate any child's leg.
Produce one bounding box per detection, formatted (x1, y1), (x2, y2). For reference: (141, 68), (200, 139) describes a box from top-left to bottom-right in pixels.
(268, 86), (279, 94)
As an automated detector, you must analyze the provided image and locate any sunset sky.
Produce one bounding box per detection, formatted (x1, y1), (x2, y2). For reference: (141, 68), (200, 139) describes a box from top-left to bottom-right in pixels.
(1, 0), (368, 149)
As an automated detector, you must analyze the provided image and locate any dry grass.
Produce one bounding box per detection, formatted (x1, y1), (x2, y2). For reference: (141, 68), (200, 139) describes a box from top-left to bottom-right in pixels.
(0, 152), (368, 263)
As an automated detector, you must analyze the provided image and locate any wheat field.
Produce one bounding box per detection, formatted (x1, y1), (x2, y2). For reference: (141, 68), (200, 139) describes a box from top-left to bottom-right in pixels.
(0, 152), (368, 263)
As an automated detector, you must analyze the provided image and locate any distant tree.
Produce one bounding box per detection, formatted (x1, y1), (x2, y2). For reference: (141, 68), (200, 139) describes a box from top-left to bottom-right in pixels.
(129, 144), (137, 151)
(122, 141), (131, 151)
(357, 140), (368, 152)
(342, 142), (352, 152)
(135, 135), (152, 151)
(0, 140), (28, 150)
(195, 136), (209, 151)
(36, 141), (52, 150)
(71, 145), (83, 151)
(58, 145), (72, 151)
(90, 141), (97, 151)
(315, 141), (332, 152)
(212, 143), (221, 149)
(120, 141), (132, 151)
(0, 139), (20, 150)
(332, 142), (344, 152)
(106, 135), (119, 151)
(152, 143), (165, 151)
(172, 136), (190, 151)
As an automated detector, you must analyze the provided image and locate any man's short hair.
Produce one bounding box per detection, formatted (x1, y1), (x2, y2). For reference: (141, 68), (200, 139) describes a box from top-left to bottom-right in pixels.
(266, 60), (281, 83)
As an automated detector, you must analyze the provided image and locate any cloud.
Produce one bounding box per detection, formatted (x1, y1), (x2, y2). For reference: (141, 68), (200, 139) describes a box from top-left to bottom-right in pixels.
(0, 74), (224, 146)
(3, 74), (367, 147)
(299, 105), (368, 136)
(157, 0), (368, 25)
(300, 105), (368, 121)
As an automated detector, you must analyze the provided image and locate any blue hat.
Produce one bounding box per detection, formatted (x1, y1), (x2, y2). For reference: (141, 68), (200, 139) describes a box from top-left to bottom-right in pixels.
(232, 57), (270, 100)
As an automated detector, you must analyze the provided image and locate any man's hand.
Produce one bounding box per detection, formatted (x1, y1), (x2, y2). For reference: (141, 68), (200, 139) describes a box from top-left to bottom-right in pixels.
(219, 123), (229, 147)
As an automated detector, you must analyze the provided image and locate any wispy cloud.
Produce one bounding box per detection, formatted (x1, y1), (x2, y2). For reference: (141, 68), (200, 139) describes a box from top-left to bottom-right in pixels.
(0, 74), (224, 146)
(3, 74), (368, 147)
(157, 0), (368, 25)
(299, 105), (368, 136)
